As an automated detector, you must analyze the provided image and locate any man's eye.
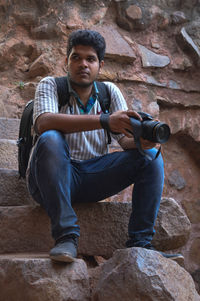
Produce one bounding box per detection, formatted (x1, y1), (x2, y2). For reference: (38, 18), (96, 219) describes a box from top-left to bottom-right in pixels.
(88, 57), (96, 62)
(72, 55), (79, 60)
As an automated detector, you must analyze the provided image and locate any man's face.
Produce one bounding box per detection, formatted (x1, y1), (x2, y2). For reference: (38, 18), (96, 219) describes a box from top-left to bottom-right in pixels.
(66, 45), (104, 88)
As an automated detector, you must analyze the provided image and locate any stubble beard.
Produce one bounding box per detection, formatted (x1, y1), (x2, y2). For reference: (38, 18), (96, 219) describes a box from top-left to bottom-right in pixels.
(68, 74), (95, 89)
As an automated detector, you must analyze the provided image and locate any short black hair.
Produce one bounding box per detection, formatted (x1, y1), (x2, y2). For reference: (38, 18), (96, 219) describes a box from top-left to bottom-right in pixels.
(67, 29), (106, 62)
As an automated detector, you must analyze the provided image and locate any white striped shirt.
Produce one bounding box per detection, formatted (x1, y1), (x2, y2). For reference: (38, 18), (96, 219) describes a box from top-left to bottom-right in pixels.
(33, 76), (128, 161)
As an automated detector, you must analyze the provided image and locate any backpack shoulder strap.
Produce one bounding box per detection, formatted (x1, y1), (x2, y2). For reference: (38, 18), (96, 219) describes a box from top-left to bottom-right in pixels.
(96, 81), (112, 144)
(54, 76), (70, 108)
(96, 81), (111, 114)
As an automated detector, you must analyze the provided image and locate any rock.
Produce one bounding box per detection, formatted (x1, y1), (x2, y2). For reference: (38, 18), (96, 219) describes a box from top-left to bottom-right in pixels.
(92, 248), (200, 301)
(31, 22), (63, 39)
(0, 254), (90, 301)
(13, 10), (38, 26)
(0, 118), (20, 140)
(116, 1), (149, 31)
(151, 41), (160, 49)
(185, 19), (200, 48)
(192, 269), (200, 294)
(132, 98), (142, 112)
(168, 170), (186, 190)
(145, 75), (167, 87)
(182, 199), (200, 224)
(0, 139), (18, 170)
(0, 98), (7, 118)
(28, 54), (54, 78)
(91, 25), (136, 63)
(168, 79), (181, 89)
(0, 38), (36, 71)
(17, 82), (37, 100)
(189, 238), (200, 266)
(170, 11), (187, 25)
(0, 168), (34, 206)
(171, 55), (192, 70)
(126, 5), (142, 20)
(147, 101), (159, 117)
(65, 0), (109, 28)
(159, 108), (200, 141)
(176, 27), (200, 66)
(153, 198), (191, 251)
(0, 199), (191, 256)
(138, 44), (170, 68)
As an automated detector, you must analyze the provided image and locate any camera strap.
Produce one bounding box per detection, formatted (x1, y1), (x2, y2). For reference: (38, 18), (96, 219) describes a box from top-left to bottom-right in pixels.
(130, 118), (161, 161)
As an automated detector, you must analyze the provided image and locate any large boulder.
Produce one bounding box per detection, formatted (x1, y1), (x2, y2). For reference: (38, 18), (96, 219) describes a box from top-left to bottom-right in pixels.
(92, 247), (200, 301)
(0, 254), (90, 301)
(153, 197), (191, 251)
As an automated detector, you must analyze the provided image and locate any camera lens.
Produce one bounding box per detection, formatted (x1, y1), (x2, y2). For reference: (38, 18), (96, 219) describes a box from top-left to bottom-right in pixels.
(153, 123), (170, 143)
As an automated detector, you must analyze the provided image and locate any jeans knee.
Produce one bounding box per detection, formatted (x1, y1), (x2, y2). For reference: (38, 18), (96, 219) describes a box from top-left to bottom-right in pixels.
(36, 130), (70, 159)
(144, 149), (164, 181)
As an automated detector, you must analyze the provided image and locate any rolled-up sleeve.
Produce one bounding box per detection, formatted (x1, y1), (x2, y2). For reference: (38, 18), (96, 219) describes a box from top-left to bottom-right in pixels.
(33, 76), (59, 127)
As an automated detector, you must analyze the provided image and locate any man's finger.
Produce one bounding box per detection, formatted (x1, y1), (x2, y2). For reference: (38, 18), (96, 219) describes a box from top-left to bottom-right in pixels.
(126, 110), (142, 121)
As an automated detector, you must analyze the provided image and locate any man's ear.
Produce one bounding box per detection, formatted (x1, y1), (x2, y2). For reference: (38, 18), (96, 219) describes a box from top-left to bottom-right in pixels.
(65, 57), (68, 63)
(99, 60), (104, 72)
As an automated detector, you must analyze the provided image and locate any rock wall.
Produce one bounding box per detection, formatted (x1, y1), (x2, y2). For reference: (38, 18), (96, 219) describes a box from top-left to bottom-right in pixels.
(0, 0), (200, 293)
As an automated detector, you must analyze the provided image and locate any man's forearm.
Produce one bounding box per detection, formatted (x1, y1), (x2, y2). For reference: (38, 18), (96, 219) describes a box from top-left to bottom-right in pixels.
(35, 112), (102, 134)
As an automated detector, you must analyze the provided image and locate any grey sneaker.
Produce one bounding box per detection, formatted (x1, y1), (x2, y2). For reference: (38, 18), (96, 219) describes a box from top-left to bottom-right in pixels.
(50, 235), (78, 263)
(126, 240), (184, 262)
(144, 243), (184, 261)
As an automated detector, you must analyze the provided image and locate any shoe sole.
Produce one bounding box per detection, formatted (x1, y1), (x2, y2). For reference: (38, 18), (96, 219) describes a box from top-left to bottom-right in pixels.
(168, 255), (184, 265)
(50, 253), (75, 263)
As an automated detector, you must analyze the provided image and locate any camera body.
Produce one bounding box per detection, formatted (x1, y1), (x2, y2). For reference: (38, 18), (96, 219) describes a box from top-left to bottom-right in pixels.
(130, 112), (170, 144)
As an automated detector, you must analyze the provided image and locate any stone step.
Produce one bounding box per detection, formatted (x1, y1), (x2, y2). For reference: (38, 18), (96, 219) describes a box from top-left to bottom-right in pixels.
(0, 168), (33, 206)
(0, 198), (191, 257)
(0, 253), (90, 301)
(0, 139), (18, 169)
(0, 117), (20, 140)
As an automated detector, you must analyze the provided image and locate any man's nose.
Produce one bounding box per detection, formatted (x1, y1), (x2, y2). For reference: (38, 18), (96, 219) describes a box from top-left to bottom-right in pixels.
(79, 59), (88, 68)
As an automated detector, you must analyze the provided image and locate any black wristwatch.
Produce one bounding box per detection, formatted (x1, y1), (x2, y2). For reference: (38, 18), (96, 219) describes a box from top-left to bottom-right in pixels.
(100, 113), (111, 132)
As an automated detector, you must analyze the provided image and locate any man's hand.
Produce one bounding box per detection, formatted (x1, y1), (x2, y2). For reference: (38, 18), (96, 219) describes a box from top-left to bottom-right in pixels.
(140, 137), (158, 150)
(109, 110), (142, 138)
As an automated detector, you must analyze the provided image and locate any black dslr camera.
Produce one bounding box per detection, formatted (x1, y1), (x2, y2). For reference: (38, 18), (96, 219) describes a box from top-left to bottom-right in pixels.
(130, 112), (170, 144)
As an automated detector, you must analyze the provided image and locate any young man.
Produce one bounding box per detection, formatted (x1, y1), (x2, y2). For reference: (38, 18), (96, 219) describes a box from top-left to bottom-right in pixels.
(27, 29), (183, 262)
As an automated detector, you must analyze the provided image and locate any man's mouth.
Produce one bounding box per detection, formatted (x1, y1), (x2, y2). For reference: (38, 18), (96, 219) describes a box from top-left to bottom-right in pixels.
(78, 71), (90, 76)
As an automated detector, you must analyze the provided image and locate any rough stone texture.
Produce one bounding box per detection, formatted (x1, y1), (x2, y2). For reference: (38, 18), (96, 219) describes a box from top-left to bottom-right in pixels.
(0, 168), (33, 206)
(138, 44), (170, 68)
(153, 198), (191, 251)
(0, 199), (190, 256)
(185, 18), (200, 48)
(92, 248), (200, 301)
(0, 118), (20, 140)
(168, 169), (186, 190)
(170, 11), (187, 25)
(176, 27), (200, 66)
(126, 5), (142, 20)
(189, 238), (200, 267)
(0, 254), (90, 301)
(91, 24), (136, 62)
(0, 139), (18, 169)
(182, 199), (200, 224)
(28, 53), (54, 78)
(160, 108), (200, 141)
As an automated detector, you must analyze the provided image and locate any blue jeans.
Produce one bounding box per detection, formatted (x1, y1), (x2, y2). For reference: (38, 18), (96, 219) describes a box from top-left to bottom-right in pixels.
(28, 130), (164, 247)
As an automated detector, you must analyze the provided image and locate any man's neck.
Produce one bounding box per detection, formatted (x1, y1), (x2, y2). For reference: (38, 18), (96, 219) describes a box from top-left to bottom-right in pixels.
(71, 83), (93, 105)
